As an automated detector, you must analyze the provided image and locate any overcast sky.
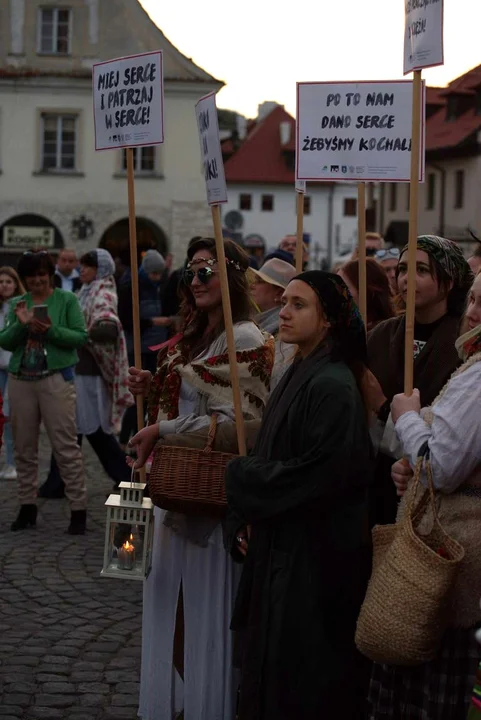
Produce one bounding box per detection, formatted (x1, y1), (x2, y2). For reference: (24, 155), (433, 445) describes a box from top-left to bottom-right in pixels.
(139, 0), (481, 118)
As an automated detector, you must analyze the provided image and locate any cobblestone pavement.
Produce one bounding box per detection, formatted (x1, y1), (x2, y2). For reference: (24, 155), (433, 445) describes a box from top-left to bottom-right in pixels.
(0, 431), (143, 720)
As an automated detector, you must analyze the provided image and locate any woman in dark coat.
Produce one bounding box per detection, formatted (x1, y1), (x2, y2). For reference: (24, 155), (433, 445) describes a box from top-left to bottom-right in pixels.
(225, 271), (373, 720)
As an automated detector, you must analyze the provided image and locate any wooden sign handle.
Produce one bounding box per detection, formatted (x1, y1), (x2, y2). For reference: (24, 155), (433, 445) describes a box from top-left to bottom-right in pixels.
(211, 205), (247, 456)
(295, 192), (304, 274)
(404, 70), (423, 396)
(357, 182), (367, 327)
(126, 149), (146, 479)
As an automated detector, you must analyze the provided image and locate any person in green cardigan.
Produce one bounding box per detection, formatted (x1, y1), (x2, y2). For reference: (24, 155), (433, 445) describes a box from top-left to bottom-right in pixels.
(0, 251), (88, 534)
(225, 271), (373, 720)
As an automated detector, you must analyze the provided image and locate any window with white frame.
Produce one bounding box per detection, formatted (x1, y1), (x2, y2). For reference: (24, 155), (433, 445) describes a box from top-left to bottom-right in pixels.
(38, 7), (72, 55)
(121, 147), (156, 173)
(41, 114), (77, 171)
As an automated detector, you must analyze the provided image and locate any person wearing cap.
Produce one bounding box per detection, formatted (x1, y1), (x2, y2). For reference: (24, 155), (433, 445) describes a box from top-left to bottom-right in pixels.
(375, 246), (401, 294)
(251, 258), (297, 387)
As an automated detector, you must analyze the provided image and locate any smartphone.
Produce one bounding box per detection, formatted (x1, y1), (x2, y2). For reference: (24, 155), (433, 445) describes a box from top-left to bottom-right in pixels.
(33, 305), (49, 323)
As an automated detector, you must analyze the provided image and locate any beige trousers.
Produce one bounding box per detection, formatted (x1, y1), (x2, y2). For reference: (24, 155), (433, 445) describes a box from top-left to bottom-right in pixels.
(9, 373), (87, 511)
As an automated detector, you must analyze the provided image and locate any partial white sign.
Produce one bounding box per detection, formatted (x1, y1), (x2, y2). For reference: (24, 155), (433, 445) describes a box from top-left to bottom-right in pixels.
(295, 179), (306, 193)
(296, 81), (425, 183)
(404, 0), (444, 75)
(93, 50), (164, 151)
(3, 226), (55, 249)
(195, 92), (228, 205)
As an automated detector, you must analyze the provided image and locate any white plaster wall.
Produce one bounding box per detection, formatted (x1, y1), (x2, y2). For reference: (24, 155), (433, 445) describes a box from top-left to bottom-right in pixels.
(223, 182), (359, 260)
(0, 84), (207, 207)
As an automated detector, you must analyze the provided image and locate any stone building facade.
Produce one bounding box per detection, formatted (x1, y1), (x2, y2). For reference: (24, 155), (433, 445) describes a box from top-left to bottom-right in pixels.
(0, 0), (222, 267)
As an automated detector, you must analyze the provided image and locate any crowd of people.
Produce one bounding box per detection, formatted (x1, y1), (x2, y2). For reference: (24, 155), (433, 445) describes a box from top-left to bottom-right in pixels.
(1, 231), (481, 719)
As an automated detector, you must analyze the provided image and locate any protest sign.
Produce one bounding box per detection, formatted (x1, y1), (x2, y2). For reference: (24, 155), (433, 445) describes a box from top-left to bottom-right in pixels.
(404, 0), (444, 75)
(93, 50), (164, 151)
(195, 92), (227, 205)
(296, 80), (425, 182)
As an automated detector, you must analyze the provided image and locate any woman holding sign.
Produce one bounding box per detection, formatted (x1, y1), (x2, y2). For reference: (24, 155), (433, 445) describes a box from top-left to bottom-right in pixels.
(367, 236), (473, 527)
(225, 271), (373, 719)
(129, 238), (273, 720)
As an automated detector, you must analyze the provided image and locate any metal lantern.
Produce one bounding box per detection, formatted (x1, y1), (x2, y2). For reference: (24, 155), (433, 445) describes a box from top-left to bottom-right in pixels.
(101, 479), (154, 581)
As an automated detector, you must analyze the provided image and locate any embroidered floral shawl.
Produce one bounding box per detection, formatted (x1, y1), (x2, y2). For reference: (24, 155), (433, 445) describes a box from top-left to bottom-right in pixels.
(80, 277), (134, 431)
(148, 329), (274, 426)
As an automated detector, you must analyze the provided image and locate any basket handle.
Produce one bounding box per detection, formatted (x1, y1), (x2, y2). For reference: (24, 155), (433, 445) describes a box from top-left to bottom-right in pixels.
(408, 452), (440, 527)
(203, 414), (218, 455)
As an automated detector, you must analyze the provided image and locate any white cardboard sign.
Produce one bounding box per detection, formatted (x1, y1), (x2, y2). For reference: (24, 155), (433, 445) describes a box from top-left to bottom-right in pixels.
(404, 0), (444, 75)
(93, 51), (164, 151)
(195, 92), (228, 205)
(296, 81), (425, 183)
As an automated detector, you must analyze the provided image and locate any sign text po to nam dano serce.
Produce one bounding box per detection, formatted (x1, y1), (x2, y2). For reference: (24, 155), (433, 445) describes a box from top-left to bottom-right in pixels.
(296, 81), (425, 183)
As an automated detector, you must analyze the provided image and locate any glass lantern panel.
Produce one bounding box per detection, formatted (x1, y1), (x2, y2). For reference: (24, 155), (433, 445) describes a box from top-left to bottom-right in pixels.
(104, 519), (148, 579)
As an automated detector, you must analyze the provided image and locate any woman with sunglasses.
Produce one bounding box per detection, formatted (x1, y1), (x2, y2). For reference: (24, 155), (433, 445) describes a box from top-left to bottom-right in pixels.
(0, 250), (88, 534)
(129, 238), (273, 720)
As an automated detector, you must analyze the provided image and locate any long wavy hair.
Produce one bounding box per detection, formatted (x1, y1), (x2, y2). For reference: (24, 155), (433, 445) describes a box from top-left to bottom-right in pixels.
(179, 237), (252, 360)
(0, 266), (26, 299)
(340, 258), (395, 329)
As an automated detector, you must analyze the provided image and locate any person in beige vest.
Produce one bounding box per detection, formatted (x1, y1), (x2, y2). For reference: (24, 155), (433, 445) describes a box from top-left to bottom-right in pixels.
(367, 270), (481, 718)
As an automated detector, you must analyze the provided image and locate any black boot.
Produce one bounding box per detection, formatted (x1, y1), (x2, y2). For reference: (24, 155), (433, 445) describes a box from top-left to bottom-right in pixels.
(11, 504), (37, 531)
(67, 509), (87, 535)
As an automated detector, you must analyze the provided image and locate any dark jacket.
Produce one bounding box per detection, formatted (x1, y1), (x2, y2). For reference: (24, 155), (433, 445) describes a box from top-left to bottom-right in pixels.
(54, 273), (81, 293)
(118, 269), (167, 355)
(225, 348), (372, 720)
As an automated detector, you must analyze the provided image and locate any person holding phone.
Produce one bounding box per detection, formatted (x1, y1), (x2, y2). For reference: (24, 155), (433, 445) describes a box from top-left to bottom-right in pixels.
(0, 250), (88, 534)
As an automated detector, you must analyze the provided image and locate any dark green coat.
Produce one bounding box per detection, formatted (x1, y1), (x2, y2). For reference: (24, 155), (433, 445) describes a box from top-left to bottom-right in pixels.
(226, 348), (373, 720)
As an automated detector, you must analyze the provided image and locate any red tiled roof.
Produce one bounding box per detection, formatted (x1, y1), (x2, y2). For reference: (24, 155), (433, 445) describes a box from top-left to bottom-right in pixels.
(425, 65), (481, 152)
(426, 106), (481, 152)
(426, 86), (445, 106)
(224, 105), (296, 184)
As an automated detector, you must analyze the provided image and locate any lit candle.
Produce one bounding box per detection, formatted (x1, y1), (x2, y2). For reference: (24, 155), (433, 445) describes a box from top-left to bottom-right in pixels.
(117, 535), (136, 571)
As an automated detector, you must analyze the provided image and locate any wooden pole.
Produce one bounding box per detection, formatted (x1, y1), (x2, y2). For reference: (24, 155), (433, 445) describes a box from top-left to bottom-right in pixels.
(126, 148), (145, 479)
(404, 70), (423, 395)
(211, 205), (247, 456)
(357, 182), (367, 327)
(295, 192), (304, 274)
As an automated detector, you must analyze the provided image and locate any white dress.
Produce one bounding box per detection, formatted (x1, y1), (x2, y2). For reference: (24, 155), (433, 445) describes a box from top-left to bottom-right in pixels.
(139, 322), (266, 720)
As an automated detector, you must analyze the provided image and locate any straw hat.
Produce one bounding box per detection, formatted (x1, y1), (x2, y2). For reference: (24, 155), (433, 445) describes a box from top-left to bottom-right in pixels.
(249, 258), (297, 289)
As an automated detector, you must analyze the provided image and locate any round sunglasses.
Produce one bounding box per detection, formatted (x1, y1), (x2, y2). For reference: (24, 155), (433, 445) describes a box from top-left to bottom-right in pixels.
(183, 266), (217, 285)
(375, 248), (400, 260)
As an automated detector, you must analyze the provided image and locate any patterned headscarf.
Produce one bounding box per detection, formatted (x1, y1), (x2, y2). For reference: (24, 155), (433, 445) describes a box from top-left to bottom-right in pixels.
(402, 235), (473, 288)
(294, 271), (367, 364)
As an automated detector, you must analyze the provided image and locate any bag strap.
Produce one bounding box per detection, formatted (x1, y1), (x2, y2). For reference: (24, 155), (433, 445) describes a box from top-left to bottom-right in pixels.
(203, 414), (218, 455)
(408, 450), (441, 527)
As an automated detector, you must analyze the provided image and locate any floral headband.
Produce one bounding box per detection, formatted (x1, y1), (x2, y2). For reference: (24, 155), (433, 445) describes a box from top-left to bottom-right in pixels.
(186, 256), (242, 271)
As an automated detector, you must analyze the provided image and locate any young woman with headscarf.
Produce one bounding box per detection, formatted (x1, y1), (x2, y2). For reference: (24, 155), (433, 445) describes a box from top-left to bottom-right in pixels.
(47, 249), (133, 492)
(225, 271), (373, 720)
(367, 269), (481, 719)
(367, 235), (473, 526)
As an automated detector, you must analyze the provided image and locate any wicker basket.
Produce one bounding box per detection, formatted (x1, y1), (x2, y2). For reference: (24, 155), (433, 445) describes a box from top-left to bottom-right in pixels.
(148, 415), (237, 517)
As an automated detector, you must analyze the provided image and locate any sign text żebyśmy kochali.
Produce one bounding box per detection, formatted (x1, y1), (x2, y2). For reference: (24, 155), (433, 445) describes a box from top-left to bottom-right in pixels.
(97, 62), (157, 130)
(301, 92), (411, 155)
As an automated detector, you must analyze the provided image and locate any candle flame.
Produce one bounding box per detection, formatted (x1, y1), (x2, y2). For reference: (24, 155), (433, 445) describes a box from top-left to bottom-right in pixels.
(123, 539), (134, 551)
(129, 533), (133, 541)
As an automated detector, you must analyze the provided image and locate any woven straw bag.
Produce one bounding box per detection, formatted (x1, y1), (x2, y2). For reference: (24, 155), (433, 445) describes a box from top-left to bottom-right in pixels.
(148, 415), (236, 518)
(355, 454), (465, 666)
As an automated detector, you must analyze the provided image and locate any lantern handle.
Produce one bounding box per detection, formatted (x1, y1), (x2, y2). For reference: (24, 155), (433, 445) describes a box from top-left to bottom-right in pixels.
(130, 464), (136, 489)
